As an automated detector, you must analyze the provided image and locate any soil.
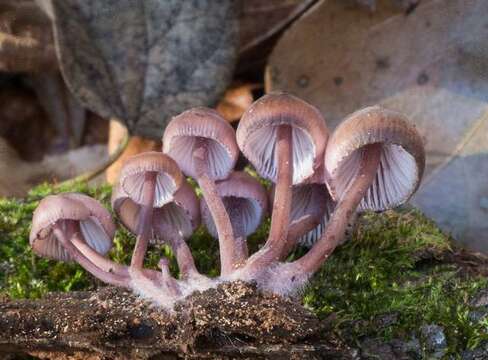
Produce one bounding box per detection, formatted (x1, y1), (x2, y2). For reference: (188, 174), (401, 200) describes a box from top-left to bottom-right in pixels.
(0, 281), (351, 359)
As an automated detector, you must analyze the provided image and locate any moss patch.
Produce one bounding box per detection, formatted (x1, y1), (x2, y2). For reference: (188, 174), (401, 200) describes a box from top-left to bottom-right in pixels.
(302, 210), (488, 355)
(0, 182), (486, 356)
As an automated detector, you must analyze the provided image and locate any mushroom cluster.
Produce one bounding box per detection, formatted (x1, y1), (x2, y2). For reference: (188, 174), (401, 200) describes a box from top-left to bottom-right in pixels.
(30, 94), (425, 308)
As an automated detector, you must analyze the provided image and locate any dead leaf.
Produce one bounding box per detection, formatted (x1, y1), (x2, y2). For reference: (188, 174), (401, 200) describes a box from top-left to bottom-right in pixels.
(266, 0), (488, 252)
(41, 0), (239, 140)
(237, 0), (317, 74)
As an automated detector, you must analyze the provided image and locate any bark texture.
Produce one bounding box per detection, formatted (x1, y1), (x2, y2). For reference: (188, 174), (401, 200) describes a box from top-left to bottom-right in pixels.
(0, 281), (351, 359)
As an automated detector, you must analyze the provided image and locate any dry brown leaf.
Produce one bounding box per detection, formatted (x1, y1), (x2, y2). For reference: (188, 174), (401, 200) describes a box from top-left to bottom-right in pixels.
(41, 0), (239, 140)
(237, 0), (317, 74)
(267, 0), (488, 252)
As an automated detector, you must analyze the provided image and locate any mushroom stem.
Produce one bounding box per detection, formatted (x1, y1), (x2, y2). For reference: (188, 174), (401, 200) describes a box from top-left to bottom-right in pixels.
(158, 258), (182, 297)
(227, 203), (249, 265)
(193, 139), (236, 275)
(293, 143), (382, 274)
(70, 230), (162, 281)
(280, 214), (323, 259)
(53, 221), (130, 288)
(159, 227), (200, 279)
(261, 125), (294, 262)
(131, 171), (157, 270)
(71, 231), (128, 277)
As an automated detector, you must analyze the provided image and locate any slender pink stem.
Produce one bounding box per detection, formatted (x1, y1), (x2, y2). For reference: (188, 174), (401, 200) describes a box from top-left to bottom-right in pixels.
(280, 214), (323, 259)
(193, 139), (236, 275)
(71, 232), (128, 276)
(158, 258), (181, 297)
(131, 171), (157, 270)
(53, 222), (130, 288)
(70, 232), (162, 281)
(234, 236), (249, 266)
(267, 125), (293, 254)
(155, 223), (200, 279)
(293, 143), (382, 274)
(227, 204), (248, 266)
(245, 125), (293, 271)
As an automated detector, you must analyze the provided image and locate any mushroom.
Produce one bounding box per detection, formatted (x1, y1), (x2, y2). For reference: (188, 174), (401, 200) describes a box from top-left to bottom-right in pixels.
(162, 108), (239, 274)
(200, 171), (268, 266)
(29, 193), (128, 287)
(292, 106), (425, 274)
(236, 93), (329, 266)
(118, 151), (183, 273)
(112, 181), (201, 279)
(28, 95), (426, 309)
(285, 183), (335, 251)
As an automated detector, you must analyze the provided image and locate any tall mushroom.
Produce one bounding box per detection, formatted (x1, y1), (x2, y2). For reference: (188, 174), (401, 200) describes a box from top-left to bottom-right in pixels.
(162, 108), (239, 274)
(118, 152), (183, 275)
(112, 181), (201, 279)
(292, 106), (425, 274)
(29, 193), (129, 287)
(201, 171), (268, 266)
(236, 93), (329, 267)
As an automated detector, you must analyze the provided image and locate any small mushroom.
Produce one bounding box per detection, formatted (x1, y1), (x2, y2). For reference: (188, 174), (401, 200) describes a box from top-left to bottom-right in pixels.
(162, 108), (239, 274)
(325, 106), (425, 211)
(294, 106), (425, 273)
(287, 183), (335, 249)
(30, 193), (128, 287)
(237, 93), (329, 265)
(118, 151), (183, 271)
(201, 171), (268, 266)
(113, 181), (201, 279)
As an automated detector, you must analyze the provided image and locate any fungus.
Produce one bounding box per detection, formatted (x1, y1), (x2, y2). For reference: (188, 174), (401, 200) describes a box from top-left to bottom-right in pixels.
(118, 151), (182, 271)
(201, 171), (268, 265)
(30, 193), (128, 287)
(236, 93), (329, 270)
(163, 108), (239, 274)
(30, 94), (425, 309)
(286, 182), (335, 250)
(112, 181), (201, 279)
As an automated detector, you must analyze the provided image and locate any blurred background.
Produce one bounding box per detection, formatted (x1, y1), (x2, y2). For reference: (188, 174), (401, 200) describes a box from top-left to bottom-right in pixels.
(0, 0), (487, 253)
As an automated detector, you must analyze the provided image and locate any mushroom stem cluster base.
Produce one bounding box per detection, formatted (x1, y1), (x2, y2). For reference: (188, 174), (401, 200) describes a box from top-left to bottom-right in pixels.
(30, 98), (425, 310)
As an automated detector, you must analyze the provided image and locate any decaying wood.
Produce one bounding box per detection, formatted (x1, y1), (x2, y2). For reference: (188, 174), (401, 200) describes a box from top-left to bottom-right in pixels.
(0, 282), (350, 359)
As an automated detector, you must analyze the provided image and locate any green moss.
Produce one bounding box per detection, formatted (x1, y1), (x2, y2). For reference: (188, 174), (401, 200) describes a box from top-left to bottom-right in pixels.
(302, 209), (488, 355)
(0, 182), (486, 355)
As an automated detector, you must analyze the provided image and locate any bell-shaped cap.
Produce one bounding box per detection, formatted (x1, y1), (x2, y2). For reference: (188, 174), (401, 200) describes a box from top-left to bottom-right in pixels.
(30, 193), (115, 261)
(119, 151), (183, 208)
(325, 106), (425, 211)
(162, 107), (238, 180)
(237, 93), (329, 185)
(112, 181), (200, 241)
(290, 184), (335, 248)
(269, 180), (335, 248)
(201, 171), (268, 238)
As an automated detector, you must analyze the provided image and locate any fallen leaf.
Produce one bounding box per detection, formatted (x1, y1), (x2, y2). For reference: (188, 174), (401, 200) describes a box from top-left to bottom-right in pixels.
(267, 0), (488, 252)
(42, 0), (239, 140)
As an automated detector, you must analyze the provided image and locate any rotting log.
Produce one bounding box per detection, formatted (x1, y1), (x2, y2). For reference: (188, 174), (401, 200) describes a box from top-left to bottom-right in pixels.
(0, 281), (351, 359)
